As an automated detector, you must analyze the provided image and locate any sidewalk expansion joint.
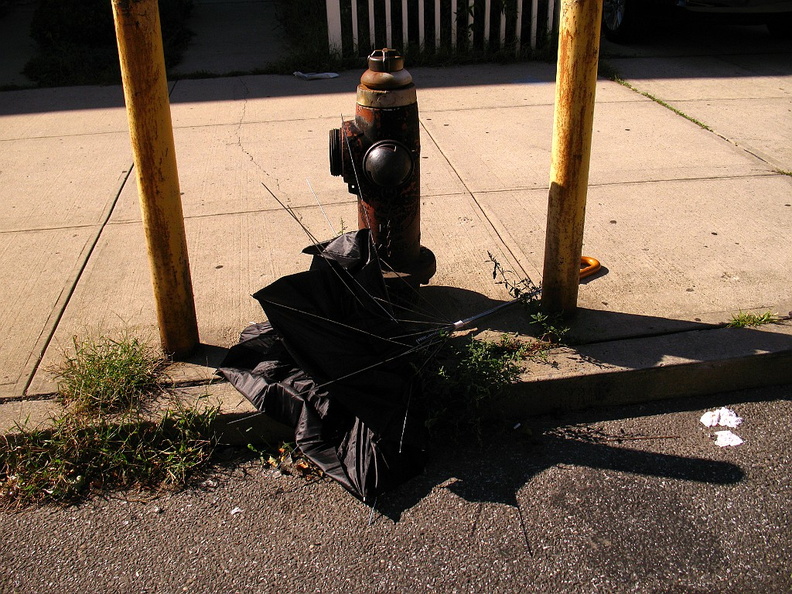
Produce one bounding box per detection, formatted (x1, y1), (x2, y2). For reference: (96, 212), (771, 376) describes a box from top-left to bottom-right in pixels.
(419, 118), (532, 282)
(10, 375), (229, 403)
(20, 166), (136, 397)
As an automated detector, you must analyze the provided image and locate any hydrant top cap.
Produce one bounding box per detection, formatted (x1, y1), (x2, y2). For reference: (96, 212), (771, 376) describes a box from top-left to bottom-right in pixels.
(361, 48), (413, 90)
(367, 48), (404, 73)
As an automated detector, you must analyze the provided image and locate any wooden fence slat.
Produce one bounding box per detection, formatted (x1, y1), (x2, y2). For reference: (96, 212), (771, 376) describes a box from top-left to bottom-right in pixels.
(386, 0), (393, 47)
(484, 0), (491, 46)
(419, 0), (426, 48)
(468, 0), (474, 44)
(530, 0), (538, 49)
(326, 0), (556, 56)
(368, 0), (376, 47)
(500, 3), (507, 46)
(326, 0), (342, 52)
(352, 0), (359, 50)
(403, 0), (409, 49)
(435, 0), (441, 47)
(451, 0), (458, 48)
(515, 0), (524, 55)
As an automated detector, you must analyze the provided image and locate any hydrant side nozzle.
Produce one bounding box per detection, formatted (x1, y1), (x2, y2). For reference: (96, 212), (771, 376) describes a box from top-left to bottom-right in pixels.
(329, 129), (343, 177)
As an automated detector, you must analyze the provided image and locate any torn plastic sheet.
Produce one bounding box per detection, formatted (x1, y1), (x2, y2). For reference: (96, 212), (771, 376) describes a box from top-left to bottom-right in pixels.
(700, 407), (743, 428)
(713, 430), (744, 447)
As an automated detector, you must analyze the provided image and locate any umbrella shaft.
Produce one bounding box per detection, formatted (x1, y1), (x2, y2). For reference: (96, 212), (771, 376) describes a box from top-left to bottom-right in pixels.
(451, 299), (521, 332)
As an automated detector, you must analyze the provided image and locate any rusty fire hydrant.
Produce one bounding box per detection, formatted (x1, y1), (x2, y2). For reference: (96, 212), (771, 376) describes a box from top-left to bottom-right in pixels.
(329, 48), (436, 285)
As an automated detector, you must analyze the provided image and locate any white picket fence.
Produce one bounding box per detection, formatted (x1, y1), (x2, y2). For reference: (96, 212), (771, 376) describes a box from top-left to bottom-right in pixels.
(325, 0), (558, 56)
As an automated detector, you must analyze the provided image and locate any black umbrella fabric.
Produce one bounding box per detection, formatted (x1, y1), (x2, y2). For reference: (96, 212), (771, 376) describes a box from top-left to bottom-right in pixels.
(217, 230), (428, 502)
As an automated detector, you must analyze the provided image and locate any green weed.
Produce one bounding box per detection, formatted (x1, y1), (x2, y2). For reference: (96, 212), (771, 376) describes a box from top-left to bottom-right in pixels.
(727, 310), (779, 328)
(423, 334), (529, 443)
(54, 335), (167, 414)
(0, 404), (217, 507)
(1, 334), (218, 508)
(600, 61), (712, 131)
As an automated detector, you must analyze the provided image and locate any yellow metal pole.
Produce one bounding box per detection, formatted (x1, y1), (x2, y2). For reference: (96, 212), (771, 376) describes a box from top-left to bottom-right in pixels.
(112, 0), (199, 357)
(542, 0), (603, 315)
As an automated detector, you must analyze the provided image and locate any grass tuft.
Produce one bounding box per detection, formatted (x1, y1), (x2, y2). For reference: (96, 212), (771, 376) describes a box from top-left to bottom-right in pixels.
(54, 335), (167, 414)
(1, 405), (217, 507)
(600, 60), (712, 131)
(1, 334), (218, 508)
(423, 334), (530, 443)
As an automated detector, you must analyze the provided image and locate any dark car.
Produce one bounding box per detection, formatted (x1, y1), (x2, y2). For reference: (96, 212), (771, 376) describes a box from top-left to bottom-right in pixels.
(602, 0), (792, 42)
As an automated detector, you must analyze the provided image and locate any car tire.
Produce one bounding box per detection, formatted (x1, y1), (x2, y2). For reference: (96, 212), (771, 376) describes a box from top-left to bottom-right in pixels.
(602, 0), (644, 43)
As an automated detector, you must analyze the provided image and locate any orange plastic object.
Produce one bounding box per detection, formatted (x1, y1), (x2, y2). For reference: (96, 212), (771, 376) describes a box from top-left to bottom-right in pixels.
(580, 256), (601, 279)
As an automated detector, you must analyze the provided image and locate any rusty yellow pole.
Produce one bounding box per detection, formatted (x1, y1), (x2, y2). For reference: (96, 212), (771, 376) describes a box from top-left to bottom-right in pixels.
(542, 0), (603, 315)
(112, 0), (199, 357)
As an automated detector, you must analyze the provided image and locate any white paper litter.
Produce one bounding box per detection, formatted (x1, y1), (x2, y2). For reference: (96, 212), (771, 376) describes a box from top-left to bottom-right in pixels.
(230, 507), (243, 515)
(700, 407), (743, 428)
(293, 71), (339, 80)
(713, 430), (744, 447)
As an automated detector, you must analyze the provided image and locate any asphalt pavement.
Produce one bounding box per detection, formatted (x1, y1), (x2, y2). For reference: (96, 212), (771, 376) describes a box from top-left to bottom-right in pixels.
(0, 2), (791, 591)
(2, 387), (790, 592)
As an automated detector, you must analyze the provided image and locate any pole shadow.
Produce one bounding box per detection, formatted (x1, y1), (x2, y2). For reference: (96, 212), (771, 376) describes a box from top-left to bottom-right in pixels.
(375, 420), (746, 522)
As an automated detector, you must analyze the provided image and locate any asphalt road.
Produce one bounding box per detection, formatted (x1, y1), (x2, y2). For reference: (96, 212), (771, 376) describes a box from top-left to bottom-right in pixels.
(2, 384), (790, 593)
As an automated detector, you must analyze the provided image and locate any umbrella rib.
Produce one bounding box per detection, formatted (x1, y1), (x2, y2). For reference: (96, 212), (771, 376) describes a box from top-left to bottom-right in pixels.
(376, 256), (451, 324)
(298, 297), (529, 396)
(259, 298), (413, 348)
(261, 182), (323, 247)
(398, 334), (450, 453)
(341, 128), (451, 326)
(342, 126), (395, 297)
(306, 178), (336, 236)
(262, 182), (400, 321)
(309, 337), (444, 393)
(372, 308), (450, 328)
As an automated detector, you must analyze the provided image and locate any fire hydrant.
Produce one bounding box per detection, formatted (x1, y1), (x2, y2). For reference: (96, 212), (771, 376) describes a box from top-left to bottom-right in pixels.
(329, 48), (436, 285)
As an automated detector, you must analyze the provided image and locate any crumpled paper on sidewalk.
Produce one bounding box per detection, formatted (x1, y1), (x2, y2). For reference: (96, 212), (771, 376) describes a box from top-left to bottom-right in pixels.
(700, 407), (743, 428)
(700, 407), (745, 447)
(713, 430), (744, 447)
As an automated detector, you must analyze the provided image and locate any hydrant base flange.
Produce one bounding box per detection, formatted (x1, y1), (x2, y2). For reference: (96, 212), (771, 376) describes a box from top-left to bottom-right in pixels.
(382, 245), (436, 288)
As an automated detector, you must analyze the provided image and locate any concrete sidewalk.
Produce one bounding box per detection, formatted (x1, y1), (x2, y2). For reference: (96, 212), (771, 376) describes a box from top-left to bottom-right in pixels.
(0, 7), (790, 430)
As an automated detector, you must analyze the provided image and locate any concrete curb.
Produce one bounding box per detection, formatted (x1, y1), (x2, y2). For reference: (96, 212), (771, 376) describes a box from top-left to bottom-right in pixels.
(5, 321), (789, 442)
(498, 320), (792, 417)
